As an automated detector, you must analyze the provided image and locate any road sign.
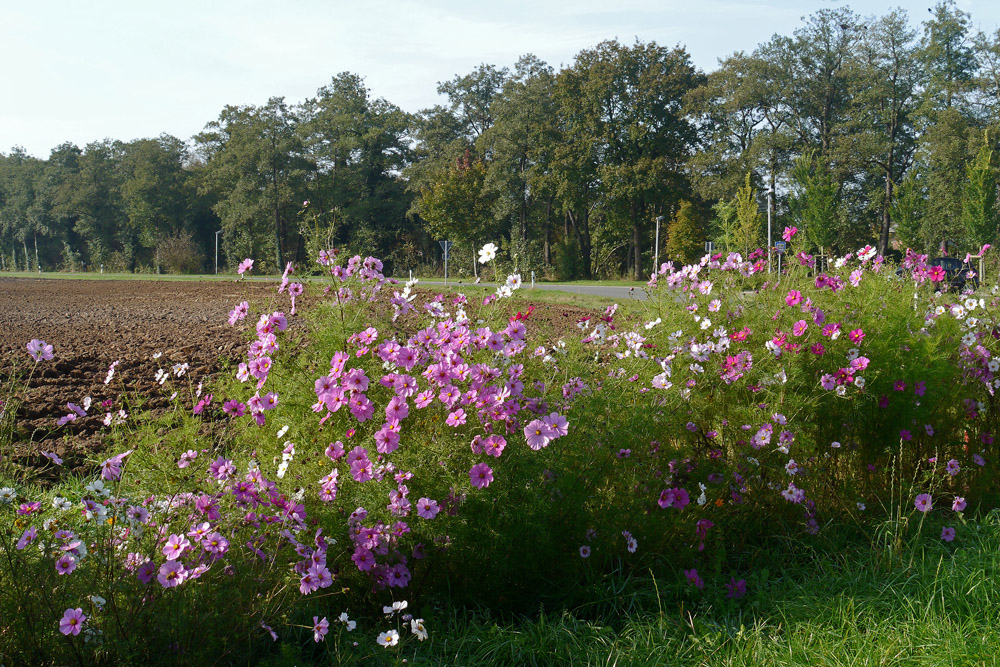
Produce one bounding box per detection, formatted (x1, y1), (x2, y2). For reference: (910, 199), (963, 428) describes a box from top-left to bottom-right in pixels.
(775, 241), (787, 254)
(705, 241), (715, 253)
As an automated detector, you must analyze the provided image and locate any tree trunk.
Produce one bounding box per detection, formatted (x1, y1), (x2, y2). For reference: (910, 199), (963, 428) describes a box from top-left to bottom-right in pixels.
(567, 209), (593, 279)
(543, 197), (552, 266)
(631, 202), (642, 281)
(23, 240), (30, 272)
(33, 232), (39, 272)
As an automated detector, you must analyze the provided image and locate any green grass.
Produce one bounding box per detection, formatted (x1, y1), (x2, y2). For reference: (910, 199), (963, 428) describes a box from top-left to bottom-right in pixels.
(388, 513), (1000, 666)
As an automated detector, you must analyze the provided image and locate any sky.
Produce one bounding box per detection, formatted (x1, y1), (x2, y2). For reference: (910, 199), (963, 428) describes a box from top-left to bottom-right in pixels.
(3, 0), (1000, 158)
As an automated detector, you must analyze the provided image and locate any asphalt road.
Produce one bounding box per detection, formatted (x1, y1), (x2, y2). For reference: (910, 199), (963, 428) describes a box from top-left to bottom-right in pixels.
(419, 280), (649, 301)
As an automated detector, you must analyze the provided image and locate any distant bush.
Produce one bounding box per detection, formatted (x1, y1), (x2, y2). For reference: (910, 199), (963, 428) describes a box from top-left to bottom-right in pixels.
(156, 231), (204, 274)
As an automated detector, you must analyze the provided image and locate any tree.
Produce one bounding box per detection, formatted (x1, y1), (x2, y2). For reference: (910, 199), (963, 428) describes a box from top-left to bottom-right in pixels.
(195, 98), (307, 272)
(962, 136), (999, 249)
(413, 151), (498, 250)
(665, 200), (704, 266)
(891, 173), (925, 251)
(847, 10), (922, 256)
(919, 0), (977, 114)
(788, 150), (837, 253)
(733, 173), (763, 255)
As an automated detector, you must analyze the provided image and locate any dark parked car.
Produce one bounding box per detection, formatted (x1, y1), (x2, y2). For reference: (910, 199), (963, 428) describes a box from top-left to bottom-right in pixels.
(894, 257), (978, 290)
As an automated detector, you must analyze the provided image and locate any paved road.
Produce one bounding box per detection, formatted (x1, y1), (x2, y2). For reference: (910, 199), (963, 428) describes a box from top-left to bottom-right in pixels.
(4, 272), (650, 302)
(419, 280), (649, 301)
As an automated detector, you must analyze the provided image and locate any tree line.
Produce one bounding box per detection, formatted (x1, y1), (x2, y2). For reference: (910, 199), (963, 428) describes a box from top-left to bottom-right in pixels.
(3, 1), (1000, 278)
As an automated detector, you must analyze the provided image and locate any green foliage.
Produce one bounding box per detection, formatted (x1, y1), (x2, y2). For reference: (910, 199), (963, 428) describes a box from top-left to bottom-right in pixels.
(962, 136), (999, 250)
(733, 173), (763, 255)
(788, 150), (838, 253)
(665, 200), (704, 266)
(891, 173), (925, 251)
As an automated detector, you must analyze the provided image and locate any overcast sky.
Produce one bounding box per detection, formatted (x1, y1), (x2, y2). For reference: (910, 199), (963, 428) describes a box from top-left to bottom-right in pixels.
(3, 0), (999, 158)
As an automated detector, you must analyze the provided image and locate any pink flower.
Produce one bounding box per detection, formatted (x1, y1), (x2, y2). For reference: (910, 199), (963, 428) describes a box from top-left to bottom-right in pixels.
(158, 560), (187, 587)
(946, 459), (960, 476)
(848, 328), (865, 344)
(928, 265), (945, 282)
(785, 290), (802, 306)
(313, 616), (329, 643)
(524, 419), (555, 450)
(59, 608), (86, 636)
(941, 526), (956, 542)
(16, 526), (37, 550)
(470, 462), (494, 489)
(162, 534), (191, 560)
(953, 496), (967, 512)
(792, 320), (808, 336)
(237, 258), (254, 276)
(914, 493), (933, 513)
(446, 409), (467, 427)
(782, 226), (797, 242)
(416, 497), (439, 519)
(579, 545), (591, 558)
(26, 339), (54, 362)
(55, 554), (77, 575)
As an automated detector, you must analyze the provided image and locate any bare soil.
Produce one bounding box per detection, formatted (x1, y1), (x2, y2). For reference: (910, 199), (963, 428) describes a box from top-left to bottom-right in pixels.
(0, 278), (273, 471)
(0, 277), (598, 474)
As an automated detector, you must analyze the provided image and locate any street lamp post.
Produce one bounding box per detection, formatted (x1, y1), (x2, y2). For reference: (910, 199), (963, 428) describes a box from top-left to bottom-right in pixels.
(654, 216), (664, 276)
(215, 230), (222, 275)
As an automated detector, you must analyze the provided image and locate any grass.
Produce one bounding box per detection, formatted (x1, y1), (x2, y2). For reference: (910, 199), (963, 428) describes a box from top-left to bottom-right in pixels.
(388, 513), (1000, 666)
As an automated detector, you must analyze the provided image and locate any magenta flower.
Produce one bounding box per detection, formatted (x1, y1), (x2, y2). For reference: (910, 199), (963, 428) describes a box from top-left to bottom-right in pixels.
(941, 526), (956, 542)
(848, 328), (865, 344)
(782, 226), (797, 242)
(684, 568), (704, 589)
(725, 577), (747, 599)
(59, 608), (86, 636)
(26, 339), (54, 362)
(792, 320), (808, 336)
(914, 493), (933, 513)
(470, 462), (494, 489)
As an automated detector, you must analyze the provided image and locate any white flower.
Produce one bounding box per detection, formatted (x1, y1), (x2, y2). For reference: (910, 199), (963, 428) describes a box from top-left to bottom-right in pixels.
(965, 298), (978, 311)
(857, 502), (866, 511)
(411, 618), (428, 641)
(0, 487), (15, 503)
(854, 377), (866, 389)
(152, 352), (162, 359)
(276, 425), (289, 438)
(962, 333), (976, 346)
(496, 285), (513, 299)
(377, 630), (400, 647)
(478, 243), (498, 264)
(506, 273), (522, 290)
(89, 595), (106, 610)
(276, 462), (288, 478)
(52, 496), (72, 510)
(86, 480), (110, 498)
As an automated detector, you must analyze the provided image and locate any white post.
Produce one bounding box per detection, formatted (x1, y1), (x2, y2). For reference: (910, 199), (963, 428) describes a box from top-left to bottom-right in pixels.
(766, 187), (774, 274)
(654, 216), (663, 275)
(531, 270), (535, 288)
(215, 230), (222, 274)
